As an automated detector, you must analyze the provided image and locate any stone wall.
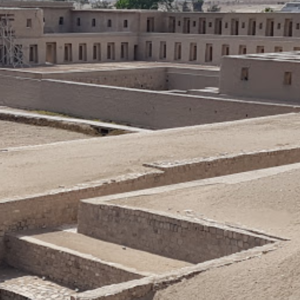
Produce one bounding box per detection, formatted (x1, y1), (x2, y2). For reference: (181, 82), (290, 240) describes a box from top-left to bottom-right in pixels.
(41, 68), (167, 91)
(78, 203), (273, 264)
(167, 70), (219, 90)
(1, 146), (300, 264)
(5, 234), (144, 291)
(0, 74), (298, 129)
(0, 289), (32, 300)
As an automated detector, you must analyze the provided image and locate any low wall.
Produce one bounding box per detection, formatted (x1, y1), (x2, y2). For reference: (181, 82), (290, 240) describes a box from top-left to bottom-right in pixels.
(167, 72), (219, 90)
(0, 74), (298, 129)
(78, 203), (272, 264)
(147, 146), (300, 184)
(41, 68), (167, 91)
(5, 234), (144, 291)
(0, 289), (31, 300)
(0, 170), (165, 263)
(1, 146), (300, 264)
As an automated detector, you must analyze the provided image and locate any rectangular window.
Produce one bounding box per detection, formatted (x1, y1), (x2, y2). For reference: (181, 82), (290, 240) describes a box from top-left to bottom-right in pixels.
(59, 17), (64, 25)
(221, 44), (230, 56)
(183, 18), (191, 33)
(297, 23), (300, 30)
(121, 42), (128, 59)
(241, 67), (249, 81)
(231, 19), (239, 35)
(174, 42), (182, 60)
(169, 17), (176, 32)
(159, 41), (167, 59)
(256, 46), (264, 53)
(14, 45), (23, 64)
(78, 44), (87, 61)
(77, 18), (81, 26)
(189, 43), (197, 61)
(107, 19), (112, 27)
(107, 43), (115, 60)
(26, 19), (32, 28)
(199, 18), (206, 34)
(145, 41), (152, 58)
(274, 46), (283, 52)
(64, 43), (72, 62)
(239, 45), (247, 55)
(92, 18), (96, 27)
(248, 19), (256, 35)
(205, 43), (213, 62)
(294, 47), (300, 51)
(147, 17), (154, 32)
(124, 20), (128, 28)
(266, 19), (274, 36)
(284, 72), (292, 85)
(277, 23), (281, 30)
(214, 18), (222, 34)
(29, 45), (38, 63)
(93, 43), (101, 61)
(284, 19), (293, 36)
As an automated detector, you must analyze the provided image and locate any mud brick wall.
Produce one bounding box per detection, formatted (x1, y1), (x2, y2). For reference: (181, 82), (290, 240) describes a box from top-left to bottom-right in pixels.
(5, 235), (144, 291)
(0, 74), (298, 130)
(151, 146), (300, 184)
(0, 289), (32, 300)
(0, 147), (298, 265)
(78, 203), (273, 264)
(41, 68), (167, 91)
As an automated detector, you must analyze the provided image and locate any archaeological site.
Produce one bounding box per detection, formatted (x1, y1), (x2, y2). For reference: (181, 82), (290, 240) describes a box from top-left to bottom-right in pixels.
(1, 0), (300, 299)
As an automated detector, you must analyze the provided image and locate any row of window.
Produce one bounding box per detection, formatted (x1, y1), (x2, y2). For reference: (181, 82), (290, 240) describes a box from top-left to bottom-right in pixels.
(241, 68), (292, 86)
(63, 42), (129, 62)
(145, 41), (300, 62)
(169, 16), (300, 37)
(73, 17), (128, 28)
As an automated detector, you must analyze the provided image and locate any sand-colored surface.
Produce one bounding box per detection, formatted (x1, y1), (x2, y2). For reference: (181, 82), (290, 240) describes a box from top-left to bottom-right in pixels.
(4, 61), (219, 75)
(110, 163), (300, 300)
(27, 230), (191, 275)
(2, 113), (300, 200)
(0, 267), (75, 299)
(0, 120), (90, 149)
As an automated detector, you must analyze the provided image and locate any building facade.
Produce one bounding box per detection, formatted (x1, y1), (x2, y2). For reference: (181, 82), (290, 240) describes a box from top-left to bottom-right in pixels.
(3, 1), (300, 66)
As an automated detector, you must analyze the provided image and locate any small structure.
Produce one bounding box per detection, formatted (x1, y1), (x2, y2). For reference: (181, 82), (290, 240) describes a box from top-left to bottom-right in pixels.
(219, 51), (300, 103)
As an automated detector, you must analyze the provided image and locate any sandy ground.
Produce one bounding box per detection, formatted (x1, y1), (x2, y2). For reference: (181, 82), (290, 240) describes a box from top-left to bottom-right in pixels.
(2, 113), (300, 200)
(0, 120), (90, 149)
(25, 230), (191, 275)
(109, 163), (300, 300)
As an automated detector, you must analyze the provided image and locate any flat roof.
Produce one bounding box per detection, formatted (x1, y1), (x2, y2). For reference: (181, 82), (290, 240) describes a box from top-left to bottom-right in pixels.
(2, 61), (219, 75)
(2, 113), (300, 200)
(229, 51), (300, 62)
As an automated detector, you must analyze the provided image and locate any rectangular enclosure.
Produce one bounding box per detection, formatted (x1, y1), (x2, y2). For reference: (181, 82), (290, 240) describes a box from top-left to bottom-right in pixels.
(78, 201), (276, 264)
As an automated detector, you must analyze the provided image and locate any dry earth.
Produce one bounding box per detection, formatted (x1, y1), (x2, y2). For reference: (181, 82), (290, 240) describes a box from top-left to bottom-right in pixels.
(2, 113), (300, 200)
(0, 120), (90, 149)
(112, 164), (300, 300)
